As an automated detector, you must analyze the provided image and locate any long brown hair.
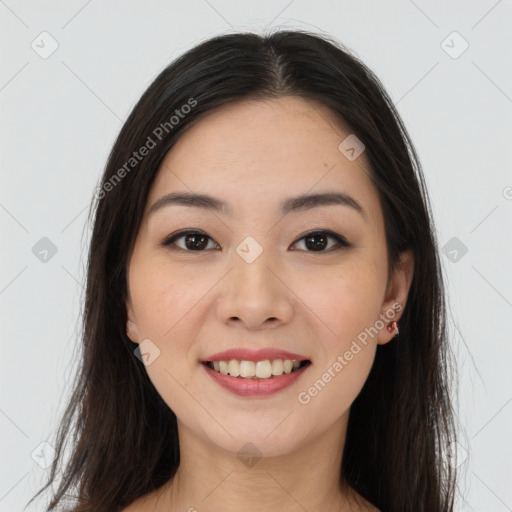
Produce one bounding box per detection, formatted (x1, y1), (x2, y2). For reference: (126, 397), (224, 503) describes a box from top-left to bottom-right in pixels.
(27, 29), (458, 511)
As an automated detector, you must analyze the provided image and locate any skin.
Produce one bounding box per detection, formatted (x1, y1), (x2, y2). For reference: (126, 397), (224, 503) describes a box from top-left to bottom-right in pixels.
(123, 96), (414, 512)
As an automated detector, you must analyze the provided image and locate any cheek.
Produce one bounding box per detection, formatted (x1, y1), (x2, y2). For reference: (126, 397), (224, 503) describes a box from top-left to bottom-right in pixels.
(296, 277), (379, 419)
(291, 257), (383, 409)
(128, 255), (210, 394)
(130, 266), (201, 415)
(297, 256), (385, 344)
(129, 257), (206, 341)
(297, 344), (375, 430)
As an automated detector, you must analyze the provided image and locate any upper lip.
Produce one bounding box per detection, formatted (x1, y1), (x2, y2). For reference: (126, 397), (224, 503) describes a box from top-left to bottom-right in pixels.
(201, 348), (310, 362)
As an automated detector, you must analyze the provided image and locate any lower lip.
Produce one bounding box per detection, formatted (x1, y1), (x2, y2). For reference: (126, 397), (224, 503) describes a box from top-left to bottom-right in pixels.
(202, 362), (310, 397)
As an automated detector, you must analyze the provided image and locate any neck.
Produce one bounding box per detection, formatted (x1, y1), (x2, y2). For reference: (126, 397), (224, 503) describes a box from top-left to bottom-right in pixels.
(150, 411), (372, 512)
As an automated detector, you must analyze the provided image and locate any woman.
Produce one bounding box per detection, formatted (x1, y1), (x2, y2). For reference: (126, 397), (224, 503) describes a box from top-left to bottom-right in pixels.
(28, 30), (458, 511)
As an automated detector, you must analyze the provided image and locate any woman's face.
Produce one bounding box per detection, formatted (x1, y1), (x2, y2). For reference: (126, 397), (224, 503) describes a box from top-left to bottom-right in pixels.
(126, 96), (413, 457)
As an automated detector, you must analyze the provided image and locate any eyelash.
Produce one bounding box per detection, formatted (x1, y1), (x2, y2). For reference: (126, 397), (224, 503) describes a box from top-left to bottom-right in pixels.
(160, 229), (352, 253)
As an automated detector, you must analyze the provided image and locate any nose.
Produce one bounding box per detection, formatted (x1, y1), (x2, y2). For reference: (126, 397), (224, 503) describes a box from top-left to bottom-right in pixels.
(216, 249), (295, 331)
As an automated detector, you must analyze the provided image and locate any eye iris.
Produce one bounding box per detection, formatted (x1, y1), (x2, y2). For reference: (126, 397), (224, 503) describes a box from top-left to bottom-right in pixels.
(305, 233), (328, 251)
(185, 233), (208, 250)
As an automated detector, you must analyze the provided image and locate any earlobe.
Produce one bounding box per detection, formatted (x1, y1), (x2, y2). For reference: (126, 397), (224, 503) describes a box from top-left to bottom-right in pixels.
(126, 300), (140, 344)
(126, 319), (140, 343)
(377, 249), (415, 345)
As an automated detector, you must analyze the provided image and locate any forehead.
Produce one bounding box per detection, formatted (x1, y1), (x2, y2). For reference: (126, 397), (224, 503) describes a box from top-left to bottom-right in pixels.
(146, 96), (381, 222)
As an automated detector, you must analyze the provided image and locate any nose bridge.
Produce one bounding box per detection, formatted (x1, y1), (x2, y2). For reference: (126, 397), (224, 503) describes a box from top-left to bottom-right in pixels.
(231, 238), (278, 298)
(216, 237), (294, 328)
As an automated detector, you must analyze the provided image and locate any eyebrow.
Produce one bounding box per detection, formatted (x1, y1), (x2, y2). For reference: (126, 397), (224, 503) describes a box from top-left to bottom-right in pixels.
(148, 191), (366, 220)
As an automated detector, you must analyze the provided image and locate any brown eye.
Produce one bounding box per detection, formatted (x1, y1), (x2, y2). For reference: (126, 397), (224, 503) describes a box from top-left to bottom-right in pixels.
(291, 231), (351, 252)
(161, 229), (350, 253)
(162, 230), (220, 251)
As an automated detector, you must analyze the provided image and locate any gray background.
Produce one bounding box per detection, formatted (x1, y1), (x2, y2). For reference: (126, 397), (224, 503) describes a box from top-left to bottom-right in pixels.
(1, 1), (511, 510)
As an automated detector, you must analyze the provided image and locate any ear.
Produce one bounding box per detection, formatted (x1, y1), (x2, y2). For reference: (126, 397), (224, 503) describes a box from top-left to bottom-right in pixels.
(126, 297), (141, 344)
(376, 249), (415, 345)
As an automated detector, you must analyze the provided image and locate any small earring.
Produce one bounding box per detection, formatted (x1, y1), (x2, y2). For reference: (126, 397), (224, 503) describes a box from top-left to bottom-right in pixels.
(387, 321), (399, 336)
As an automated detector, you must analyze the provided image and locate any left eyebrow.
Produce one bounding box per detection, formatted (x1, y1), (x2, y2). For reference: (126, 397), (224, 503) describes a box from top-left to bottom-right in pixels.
(147, 191), (367, 221)
(281, 191), (366, 220)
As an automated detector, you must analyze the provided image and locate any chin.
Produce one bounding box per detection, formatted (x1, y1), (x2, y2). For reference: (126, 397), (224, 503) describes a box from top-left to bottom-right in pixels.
(199, 422), (304, 459)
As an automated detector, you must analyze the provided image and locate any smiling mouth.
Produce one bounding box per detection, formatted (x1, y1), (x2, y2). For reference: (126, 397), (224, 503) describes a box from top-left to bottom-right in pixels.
(202, 359), (311, 380)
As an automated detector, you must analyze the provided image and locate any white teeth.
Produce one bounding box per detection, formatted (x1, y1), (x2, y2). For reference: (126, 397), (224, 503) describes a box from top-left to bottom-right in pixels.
(208, 358), (306, 379)
(219, 361), (229, 375)
(239, 360), (256, 378)
(228, 359), (240, 377)
(256, 360), (272, 379)
(271, 359), (283, 375)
